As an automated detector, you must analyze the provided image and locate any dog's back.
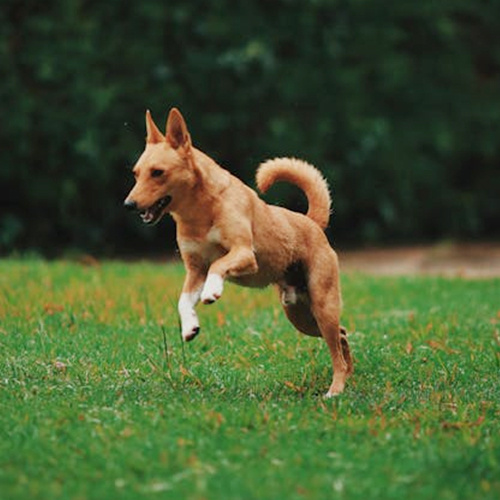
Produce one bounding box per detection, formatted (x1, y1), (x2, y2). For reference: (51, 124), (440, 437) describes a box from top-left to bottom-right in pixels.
(219, 158), (334, 289)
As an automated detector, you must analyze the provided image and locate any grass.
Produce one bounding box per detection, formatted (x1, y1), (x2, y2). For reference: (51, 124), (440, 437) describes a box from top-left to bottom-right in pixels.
(0, 257), (499, 500)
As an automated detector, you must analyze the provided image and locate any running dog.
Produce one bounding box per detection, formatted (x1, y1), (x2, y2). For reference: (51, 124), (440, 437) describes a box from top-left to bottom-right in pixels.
(124, 108), (353, 396)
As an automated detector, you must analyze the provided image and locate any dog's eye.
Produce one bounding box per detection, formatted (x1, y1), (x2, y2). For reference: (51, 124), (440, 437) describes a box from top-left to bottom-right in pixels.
(151, 169), (164, 178)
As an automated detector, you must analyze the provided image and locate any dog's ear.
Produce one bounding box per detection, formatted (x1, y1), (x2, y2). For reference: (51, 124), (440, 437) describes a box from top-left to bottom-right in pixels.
(145, 110), (165, 144)
(166, 108), (191, 150)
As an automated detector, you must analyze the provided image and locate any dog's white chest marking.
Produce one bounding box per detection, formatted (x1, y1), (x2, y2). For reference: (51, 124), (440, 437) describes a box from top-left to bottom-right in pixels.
(178, 226), (224, 262)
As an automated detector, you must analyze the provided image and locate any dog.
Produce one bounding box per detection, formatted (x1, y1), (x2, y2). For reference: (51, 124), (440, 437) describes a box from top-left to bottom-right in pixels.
(124, 108), (353, 396)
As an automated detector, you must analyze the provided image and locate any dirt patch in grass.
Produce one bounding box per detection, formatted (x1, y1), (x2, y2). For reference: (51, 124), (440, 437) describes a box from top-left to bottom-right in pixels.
(339, 242), (500, 278)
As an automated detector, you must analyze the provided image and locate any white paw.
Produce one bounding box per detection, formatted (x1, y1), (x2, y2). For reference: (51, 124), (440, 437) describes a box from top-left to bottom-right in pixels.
(201, 273), (224, 304)
(178, 292), (201, 341)
(182, 325), (200, 342)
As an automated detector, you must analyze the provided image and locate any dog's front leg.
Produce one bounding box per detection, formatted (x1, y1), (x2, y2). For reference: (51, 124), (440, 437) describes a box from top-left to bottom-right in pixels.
(178, 258), (207, 341)
(201, 245), (258, 304)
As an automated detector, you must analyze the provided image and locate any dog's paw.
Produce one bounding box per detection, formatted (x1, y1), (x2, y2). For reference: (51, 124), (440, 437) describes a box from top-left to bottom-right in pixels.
(182, 325), (200, 342)
(324, 390), (341, 399)
(324, 379), (346, 398)
(201, 273), (224, 304)
(178, 292), (201, 340)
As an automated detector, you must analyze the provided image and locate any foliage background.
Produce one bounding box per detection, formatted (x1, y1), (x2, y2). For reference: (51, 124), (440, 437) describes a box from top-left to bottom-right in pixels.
(1, 0), (500, 256)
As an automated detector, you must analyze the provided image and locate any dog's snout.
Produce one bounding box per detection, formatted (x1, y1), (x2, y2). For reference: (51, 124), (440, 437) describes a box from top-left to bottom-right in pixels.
(123, 199), (138, 211)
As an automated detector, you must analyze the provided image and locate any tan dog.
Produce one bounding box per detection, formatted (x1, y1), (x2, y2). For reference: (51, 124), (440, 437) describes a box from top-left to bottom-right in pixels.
(124, 108), (353, 396)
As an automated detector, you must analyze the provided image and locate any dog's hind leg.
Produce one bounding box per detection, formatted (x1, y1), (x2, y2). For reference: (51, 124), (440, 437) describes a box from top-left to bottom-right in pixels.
(281, 294), (353, 376)
(279, 260), (353, 377)
(279, 261), (322, 336)
(281, 295), (321, 337)
(305, 253), (350, 397)
(340, 327), (353, 376)
(178, 255), (207, 341)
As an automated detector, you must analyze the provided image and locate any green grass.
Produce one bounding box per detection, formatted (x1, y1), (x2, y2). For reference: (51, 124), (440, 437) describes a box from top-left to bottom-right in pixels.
(0, 258), (499, 500)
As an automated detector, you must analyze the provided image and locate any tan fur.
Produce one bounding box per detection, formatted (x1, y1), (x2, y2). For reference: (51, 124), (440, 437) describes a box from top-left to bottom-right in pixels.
(124, 108), (353, 397)
(256, 158), (332, 230)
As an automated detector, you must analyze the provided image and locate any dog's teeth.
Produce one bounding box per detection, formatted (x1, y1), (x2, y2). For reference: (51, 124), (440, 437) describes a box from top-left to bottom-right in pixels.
(140, 210), (154, 223)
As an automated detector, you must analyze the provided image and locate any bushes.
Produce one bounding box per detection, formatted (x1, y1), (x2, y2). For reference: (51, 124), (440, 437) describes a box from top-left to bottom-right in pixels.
(1, 0), (500, 255)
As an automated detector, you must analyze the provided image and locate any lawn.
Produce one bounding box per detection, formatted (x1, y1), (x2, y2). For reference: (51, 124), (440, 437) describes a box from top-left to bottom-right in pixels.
(0, 258), (499, 500)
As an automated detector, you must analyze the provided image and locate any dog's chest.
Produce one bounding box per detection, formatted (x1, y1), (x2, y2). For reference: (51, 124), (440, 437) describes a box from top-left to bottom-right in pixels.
(177, 226), (225, 262)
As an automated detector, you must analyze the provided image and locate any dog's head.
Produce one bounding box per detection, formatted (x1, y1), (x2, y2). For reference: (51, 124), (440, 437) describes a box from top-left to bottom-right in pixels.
(124, 108), (196, 225)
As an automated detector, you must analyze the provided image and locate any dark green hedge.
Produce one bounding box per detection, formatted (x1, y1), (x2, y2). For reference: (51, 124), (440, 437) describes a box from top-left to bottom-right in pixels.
(2, 0), (500, 255)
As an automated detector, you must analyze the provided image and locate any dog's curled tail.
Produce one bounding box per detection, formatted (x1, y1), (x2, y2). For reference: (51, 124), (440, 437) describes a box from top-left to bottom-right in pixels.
(256, 157), (331, 229)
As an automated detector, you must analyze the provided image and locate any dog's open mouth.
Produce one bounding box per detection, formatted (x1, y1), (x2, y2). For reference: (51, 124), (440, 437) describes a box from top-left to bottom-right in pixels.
(139, 195), (172, 225)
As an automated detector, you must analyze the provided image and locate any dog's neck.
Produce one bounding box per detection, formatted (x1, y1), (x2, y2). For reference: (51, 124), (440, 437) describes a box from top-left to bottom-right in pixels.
(170, 147), (231, 226)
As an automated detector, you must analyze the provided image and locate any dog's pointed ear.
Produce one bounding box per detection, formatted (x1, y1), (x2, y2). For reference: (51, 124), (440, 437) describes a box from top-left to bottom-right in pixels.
(166, 108), (191, 150)
(145, 110), (164, 144)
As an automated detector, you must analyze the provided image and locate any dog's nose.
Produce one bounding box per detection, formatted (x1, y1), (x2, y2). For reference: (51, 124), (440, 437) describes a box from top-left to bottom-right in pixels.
(123, 199), (137, 211)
